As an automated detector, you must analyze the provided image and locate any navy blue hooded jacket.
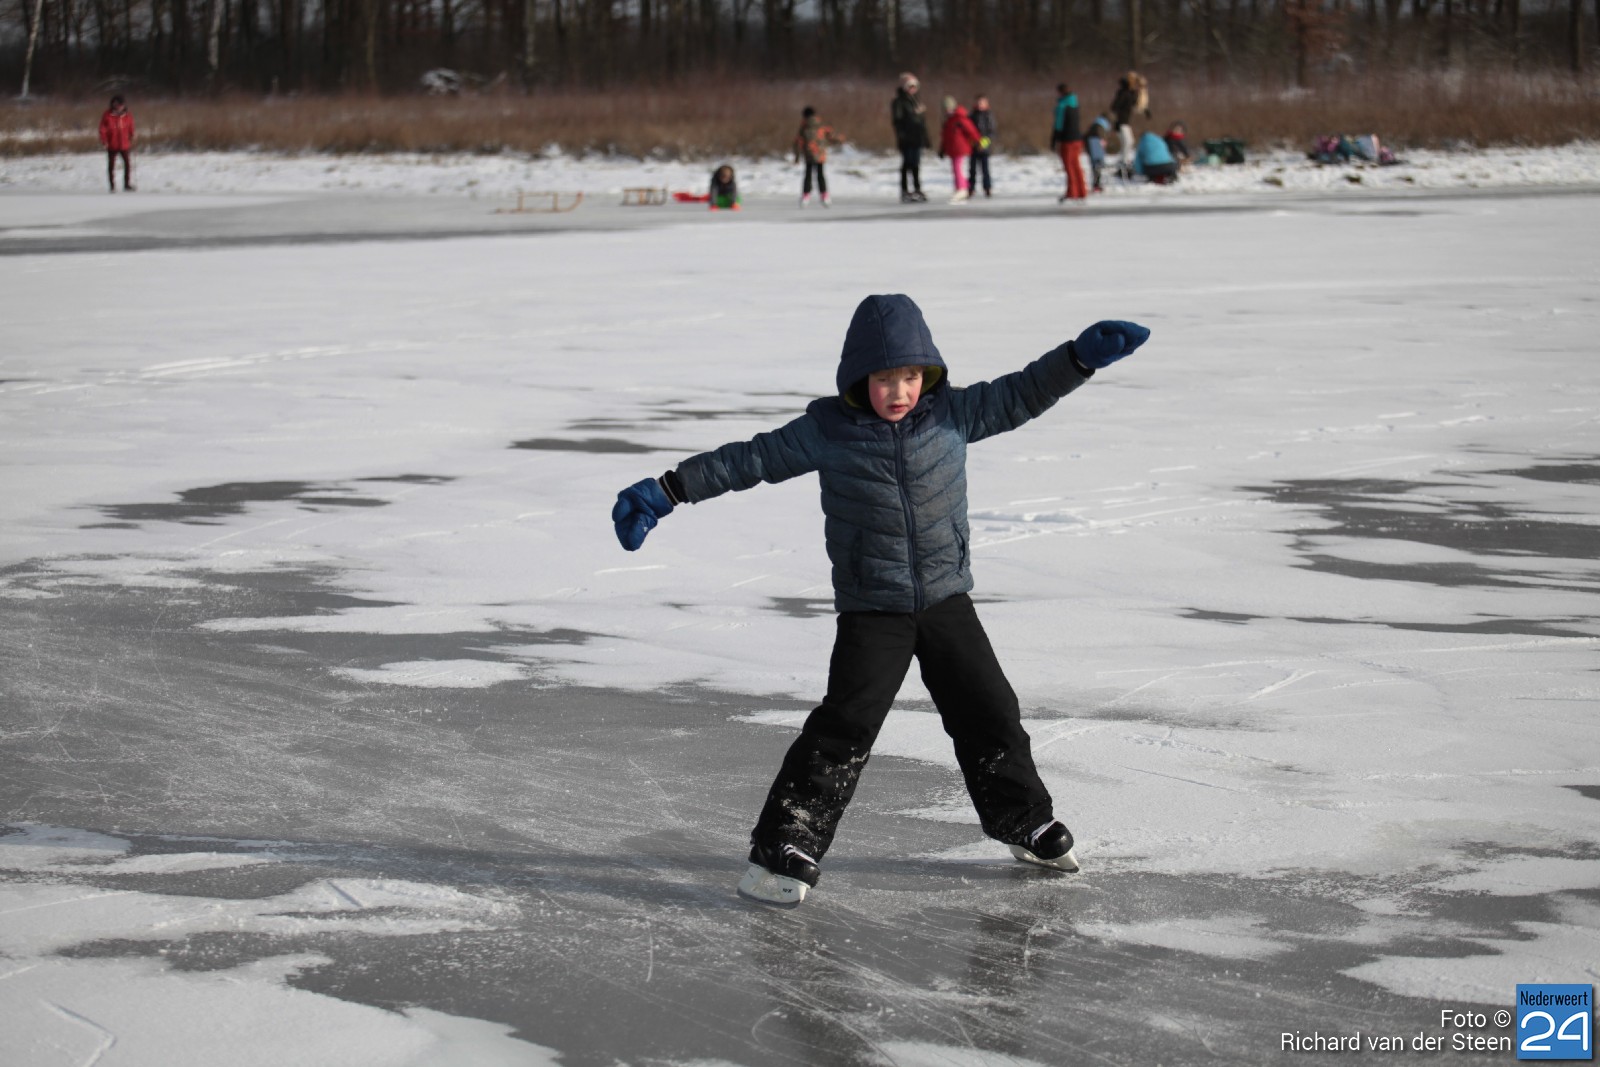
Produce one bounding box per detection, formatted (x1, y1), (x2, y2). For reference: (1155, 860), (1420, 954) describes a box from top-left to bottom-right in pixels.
(674, 295), (1092, 614)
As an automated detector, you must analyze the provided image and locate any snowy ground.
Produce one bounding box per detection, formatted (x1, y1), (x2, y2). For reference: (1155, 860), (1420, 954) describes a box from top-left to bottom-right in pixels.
(1, 158), (1598, 1066)
(5, 141), (1600, 202)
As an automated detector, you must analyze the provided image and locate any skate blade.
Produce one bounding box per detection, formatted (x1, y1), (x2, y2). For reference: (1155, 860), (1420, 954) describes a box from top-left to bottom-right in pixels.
(737, 863), (809, 907)
(1009, 844), (1081, 873)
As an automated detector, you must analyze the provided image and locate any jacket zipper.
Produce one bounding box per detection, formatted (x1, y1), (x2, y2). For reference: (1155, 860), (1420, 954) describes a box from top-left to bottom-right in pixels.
(894, 421), (924, 612)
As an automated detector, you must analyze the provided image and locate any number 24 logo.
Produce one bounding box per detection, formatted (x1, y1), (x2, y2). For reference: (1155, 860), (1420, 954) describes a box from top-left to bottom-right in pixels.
(1520, 1009), (1590, 1055)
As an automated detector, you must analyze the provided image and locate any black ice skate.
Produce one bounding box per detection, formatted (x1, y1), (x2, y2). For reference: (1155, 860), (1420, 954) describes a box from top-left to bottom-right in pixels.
(1009, 820), (1080, 872)
(738, 841), (820, 907)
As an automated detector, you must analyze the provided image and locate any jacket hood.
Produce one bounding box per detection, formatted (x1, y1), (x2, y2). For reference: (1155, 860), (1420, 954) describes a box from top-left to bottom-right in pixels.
(836, 294), (947, 396)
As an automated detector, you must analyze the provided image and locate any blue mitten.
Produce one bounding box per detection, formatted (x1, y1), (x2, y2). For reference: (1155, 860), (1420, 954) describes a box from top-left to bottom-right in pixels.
(613, 478), (675, 551)
(1072, 320), (1151, 369)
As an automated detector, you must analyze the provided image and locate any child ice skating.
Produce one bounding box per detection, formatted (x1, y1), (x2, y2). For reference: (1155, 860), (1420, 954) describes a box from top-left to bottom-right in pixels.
(794, 107), (843, 207)
(98, 95), (135, 192)
(612, 295), (1150, 906)
(937, 96), (983, 202)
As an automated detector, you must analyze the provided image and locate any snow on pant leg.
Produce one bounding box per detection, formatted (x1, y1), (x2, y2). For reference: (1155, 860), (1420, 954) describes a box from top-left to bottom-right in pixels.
(1118, 124), (1135, 173)
(913, 594), (1053, 843)
(751, 610), (917, 859)
(1064, 140), (1087, 199)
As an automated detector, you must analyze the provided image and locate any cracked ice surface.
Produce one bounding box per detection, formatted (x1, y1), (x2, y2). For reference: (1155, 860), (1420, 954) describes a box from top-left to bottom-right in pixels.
(2, 186), (1598, 1065)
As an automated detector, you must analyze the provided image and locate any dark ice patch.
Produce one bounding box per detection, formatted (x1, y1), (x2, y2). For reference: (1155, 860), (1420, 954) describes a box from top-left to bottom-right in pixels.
(1180, 608), (1265, 625)
(1481, 460), (1600, 486)
(1245, 476), (1594, 559)
(1243, 468), (1600, 597)
(565, 397), (807, 435)
(511, 437), (668, 453)
(357, 474), (455, 485)
(766, 596), (834, 619)
(1289, 614), (1595, 638)
(92, 480), (394, 526)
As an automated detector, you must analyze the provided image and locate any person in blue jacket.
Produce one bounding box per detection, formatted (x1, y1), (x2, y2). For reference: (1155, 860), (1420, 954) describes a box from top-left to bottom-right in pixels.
(612, 295), (1150, 906)
(1134, 130), (1180, 184)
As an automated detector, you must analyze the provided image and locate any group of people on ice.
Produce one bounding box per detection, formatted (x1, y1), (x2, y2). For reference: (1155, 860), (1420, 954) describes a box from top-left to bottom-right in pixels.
(709, 68), (1192, 210)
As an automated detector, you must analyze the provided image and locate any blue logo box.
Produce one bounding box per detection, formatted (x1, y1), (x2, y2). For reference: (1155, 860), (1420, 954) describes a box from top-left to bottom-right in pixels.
(1517, 984), (1593, 1061)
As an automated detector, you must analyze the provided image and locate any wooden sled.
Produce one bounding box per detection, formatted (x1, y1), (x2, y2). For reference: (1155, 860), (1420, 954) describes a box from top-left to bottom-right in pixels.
(622, 187), (669, 206)
(496, 191), (584, 214)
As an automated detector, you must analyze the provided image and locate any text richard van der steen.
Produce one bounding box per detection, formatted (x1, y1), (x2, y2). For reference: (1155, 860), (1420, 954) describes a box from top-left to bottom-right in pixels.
(1280, 984), (1592, 1059)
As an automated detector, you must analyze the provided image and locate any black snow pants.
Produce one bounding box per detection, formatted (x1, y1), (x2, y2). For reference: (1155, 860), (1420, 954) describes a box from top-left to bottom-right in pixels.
(751, 593), (1055, 860)
(803, 160), (828, 196)
(898, 143), (924, 195)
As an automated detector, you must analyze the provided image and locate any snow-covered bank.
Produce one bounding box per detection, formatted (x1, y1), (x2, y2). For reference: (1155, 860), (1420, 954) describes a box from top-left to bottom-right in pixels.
(4, 141), (1600, 200)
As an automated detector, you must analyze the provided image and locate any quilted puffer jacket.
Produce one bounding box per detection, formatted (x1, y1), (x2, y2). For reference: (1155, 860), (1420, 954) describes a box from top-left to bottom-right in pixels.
(674, 294), (1091, 613)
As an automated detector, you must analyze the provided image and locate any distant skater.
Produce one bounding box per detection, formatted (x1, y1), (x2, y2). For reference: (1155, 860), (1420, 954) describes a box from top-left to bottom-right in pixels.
(937, 96), (983, 203)
(1109, 72), (1150, 181)
(1051, 83), (1087, 202)
(611, 294), (1152, 906)
(98, 95), (135, 192)
(967, 95), (996, 197)
(892, 73), (931, 203)
(794, 107), (843, 208)
(1085, 116), (1109, 193)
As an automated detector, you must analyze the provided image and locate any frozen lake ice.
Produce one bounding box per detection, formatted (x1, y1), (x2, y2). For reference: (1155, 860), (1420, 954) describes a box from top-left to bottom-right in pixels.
(2, 178), (1598, 1066)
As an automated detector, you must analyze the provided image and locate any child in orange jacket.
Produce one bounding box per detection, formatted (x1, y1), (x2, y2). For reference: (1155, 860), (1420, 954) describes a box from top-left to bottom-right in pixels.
(794, 106), (843, 208)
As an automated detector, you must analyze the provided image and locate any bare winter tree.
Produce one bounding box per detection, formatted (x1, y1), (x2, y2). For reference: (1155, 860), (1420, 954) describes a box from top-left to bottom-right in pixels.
(2, 0), (1597, 92)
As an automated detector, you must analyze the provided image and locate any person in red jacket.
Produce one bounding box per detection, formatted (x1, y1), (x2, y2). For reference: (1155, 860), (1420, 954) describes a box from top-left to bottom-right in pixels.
(936, 96), (983, 204)
(98, 95), (135, 193)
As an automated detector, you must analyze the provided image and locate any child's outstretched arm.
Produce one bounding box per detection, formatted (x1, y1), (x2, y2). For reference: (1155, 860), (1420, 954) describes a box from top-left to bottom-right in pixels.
(611, 413), (825, 551)
(954, 319), (1150, 443)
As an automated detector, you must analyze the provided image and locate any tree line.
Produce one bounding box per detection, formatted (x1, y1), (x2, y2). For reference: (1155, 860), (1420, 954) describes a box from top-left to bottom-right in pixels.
(7, 0), (1596, 96)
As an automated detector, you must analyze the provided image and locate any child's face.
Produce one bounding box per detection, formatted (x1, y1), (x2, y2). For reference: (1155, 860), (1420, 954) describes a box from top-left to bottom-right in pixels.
(976, 97), (989, 110)
(868, 366), (925, 422)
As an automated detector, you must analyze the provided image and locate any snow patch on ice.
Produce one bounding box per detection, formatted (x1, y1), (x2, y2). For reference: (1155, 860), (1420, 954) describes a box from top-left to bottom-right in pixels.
(0, 825), (542, 1067)
(0, 824), (132, 868)
(1343, 905), (1600, 1003)
(334, 659), (529, 688)
(1074, 915), (1289, 960)
(0, 954), (558, 1067)
(1425, 856), (1600, 896)
(871, 1041), (1058, 1067)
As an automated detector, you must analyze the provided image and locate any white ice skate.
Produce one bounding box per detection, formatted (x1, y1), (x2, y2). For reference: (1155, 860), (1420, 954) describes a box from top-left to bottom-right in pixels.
(1008, 820), (1080, 872)
(737, 842), (820, 907)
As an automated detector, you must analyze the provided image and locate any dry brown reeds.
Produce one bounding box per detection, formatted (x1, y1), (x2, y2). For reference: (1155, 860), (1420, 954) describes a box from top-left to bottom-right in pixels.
(4, 69), (1597, 159)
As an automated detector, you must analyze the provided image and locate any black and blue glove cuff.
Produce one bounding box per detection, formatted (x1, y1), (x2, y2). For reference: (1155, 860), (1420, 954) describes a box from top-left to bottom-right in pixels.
(1066, 341), (1096, 379)
(658, 469), (687, 506)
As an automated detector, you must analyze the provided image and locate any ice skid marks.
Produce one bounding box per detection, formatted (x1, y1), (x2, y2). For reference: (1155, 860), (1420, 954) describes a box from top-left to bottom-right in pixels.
(43, 999), (117, 1067)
